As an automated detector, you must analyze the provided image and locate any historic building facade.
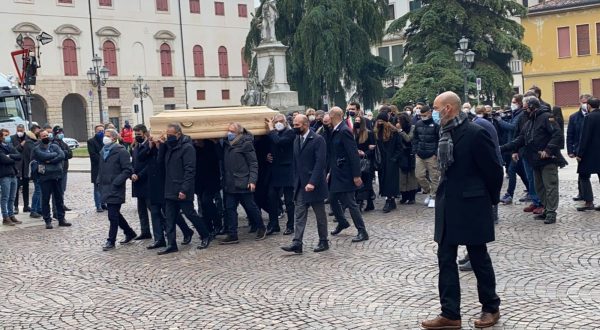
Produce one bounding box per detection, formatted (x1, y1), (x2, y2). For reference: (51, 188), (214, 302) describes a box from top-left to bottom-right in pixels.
(1, 0), (253, 140)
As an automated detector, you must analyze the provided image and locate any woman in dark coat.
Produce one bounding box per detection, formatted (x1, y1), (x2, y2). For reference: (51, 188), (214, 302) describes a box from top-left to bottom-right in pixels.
(374, 112), (403, 213)
(397, 113), (419, 204)
(97, 129), (137, 251)
(353, 116), (376, 212)
(576, 98), (600, 210)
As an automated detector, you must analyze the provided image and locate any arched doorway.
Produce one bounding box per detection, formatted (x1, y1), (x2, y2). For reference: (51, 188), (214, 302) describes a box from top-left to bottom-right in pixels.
(30, 94), (48, 125)
(61, 94), (87, 141)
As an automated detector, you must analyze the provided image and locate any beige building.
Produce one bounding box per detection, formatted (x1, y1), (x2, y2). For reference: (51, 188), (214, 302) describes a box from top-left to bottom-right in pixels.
(1, 0), (253, 140)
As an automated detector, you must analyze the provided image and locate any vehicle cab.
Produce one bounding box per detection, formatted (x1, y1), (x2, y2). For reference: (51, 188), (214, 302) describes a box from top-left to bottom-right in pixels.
(0, 73), (30, 134)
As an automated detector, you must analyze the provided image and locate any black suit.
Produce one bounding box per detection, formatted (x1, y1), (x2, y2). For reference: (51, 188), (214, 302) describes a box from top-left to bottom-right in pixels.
(291, 130), (328, 243)
(267, 129), (296, 231)
(435, 120), (502, 320)
(132, 141), (152, 237)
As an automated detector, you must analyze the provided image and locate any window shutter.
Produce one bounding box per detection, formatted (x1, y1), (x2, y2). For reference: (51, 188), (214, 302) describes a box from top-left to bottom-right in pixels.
(160, 44), (173, 76)
(553, 81), (579, 107)
(576, 24), (590, 56)
(218, 46), (228, 78)
(557, 27), (571, 58)
(193, 45), (205, 77)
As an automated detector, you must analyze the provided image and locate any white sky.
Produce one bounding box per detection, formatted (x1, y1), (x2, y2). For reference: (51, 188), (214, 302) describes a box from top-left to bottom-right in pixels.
(254, 0), (260, 7)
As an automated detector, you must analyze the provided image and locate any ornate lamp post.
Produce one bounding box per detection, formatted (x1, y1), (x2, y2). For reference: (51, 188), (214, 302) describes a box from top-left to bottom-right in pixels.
(454, 36), (475, 103)
(132, 76), (150, 125)
(86, 54), (110, 123)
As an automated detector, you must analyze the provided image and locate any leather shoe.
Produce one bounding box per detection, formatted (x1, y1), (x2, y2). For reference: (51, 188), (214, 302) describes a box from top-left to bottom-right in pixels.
(119, 234), (136, 244)
(197, 237), (211, 250)
(281, 242), (303, 254)
(255, 227), (267, 240)
(573, 196), (584, 201)
(473, 311), (500, 328)
(157, 247), (179, 255)
(63, 205), (72, 211)
(544, 214), (556, 224)
(534, 213), (546, 220)
(266, 227), (280, 236)
(283, 228), (293, 235)
(134, 233), (152, 240)
(330, 223), (350, 236)
(147, 241), (166, 250)
(313, 240), (329, 253)
(102, 241), (115, 251)
(351, 231), (369, 243)
(182, 232), (193, 245)
(420, 315), (461, 329)
(576, 205), (594, 212)
(45, 223), (53, 229)
(58, 220), (72, 227)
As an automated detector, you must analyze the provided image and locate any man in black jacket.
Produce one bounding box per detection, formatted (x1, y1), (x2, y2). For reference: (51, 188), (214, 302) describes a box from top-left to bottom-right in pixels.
(413, 105), (441, 208)
(265, 114), (296, 235)
(567, 94), (591, 202)
(157, 123), (211, 255)
(421, 92), (502, 330)
(11, 124), (30, 214)
(1, 129), (22, 226)
(575, 97), (600, 211)
(87, 124), (105, 212)
(328, 107), (368, 243)
(501, 96), (565, 224)
(131, 124), (153, 240)
(194, 139), (222, 236)
(52, 126), (72, 211)
(281, 114), (329, 253)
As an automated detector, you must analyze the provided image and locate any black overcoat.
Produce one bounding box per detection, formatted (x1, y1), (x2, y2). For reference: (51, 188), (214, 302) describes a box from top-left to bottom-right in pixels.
(267, 128), (295, 187)
(328, 121), (361, 193)
(87, 136), (103, 183)
(97, 144), (132, 205)
(293, 130), (328, 203)
(161, 135), (196, 201)
(131, 141), (151, 199)
(376, 130), (402, 197)
(577, 109), (600, 175)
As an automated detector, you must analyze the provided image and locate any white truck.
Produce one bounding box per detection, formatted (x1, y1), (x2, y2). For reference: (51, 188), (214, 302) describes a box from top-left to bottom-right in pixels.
(0, 73), (31, 134)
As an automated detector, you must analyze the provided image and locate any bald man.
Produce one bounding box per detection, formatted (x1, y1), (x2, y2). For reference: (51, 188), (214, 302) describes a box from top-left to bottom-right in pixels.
(420, 92), (503, 330)
(327, 107), (369, 242)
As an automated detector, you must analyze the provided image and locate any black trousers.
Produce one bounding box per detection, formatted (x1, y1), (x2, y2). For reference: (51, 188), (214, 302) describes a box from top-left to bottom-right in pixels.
(41, 178), (64, 223)
(196, 190), (221, 233)
(136, 197), (152, 236)
(106, 203), (136, 243)
(580, 173), (599, 203)
(267, 186), (294, 231)
(14, 177), (30, 210)
(330, 191), (366, 232)
(164, 199), (209, 248)
(437, 243), (500, 320)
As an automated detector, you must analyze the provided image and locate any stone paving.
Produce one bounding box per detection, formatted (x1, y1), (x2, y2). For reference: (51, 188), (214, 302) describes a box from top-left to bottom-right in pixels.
(0, 162), (599, 329)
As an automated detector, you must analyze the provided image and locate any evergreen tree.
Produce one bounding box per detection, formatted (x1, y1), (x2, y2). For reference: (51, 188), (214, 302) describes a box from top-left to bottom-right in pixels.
(245, 0), (389, 109)
(386, 0), (532, 106)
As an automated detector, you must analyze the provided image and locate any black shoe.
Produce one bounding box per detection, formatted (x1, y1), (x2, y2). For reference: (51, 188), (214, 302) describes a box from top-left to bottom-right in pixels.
(313, 240), (329, 253)
(45, 222), (53, 229)
(534, 213), (547, 220)
(283, 228), (293, 235)
(405, 200), (415, 205)
(13, 209), (19, 215)
(248, 227), (257, 233)
(23, 207), (31, 212)
(102, 241), (115, 251)
(101, 204), (108, 210)
(58, 220), (72, 227)
(544, 214), (556, 224)
(382, 200), (392, 213)
(119, 234), (136, 244)
(330, 223), (350, 236)
(30, 212), (42, 218)
(220, 235), (239, 245)
(351, 231), (369, 243)
(364, 200), (375, 212)
(96, 208), (104, 213)
(147, 241), (166, 250)
(281, 242), (303, 254)
(63, 205), (72, 212)
(595, 206), (600, 211)
(157, 247), (179, 255)
(255, 227), (266, 240)
(390, 199), (397, 210)
(577, 205), (595, 212)
(215, 227), (226, 236)
(134, 233), (152, 240)
(458, 254), (470, 265)
(197, 237), (211, 250)
(573, 196), (584, 201)
(266, 227), (280, 236)
(328, 211), (334, 216)
(459, 260), (473, 271)
(182, 232), (193, 245)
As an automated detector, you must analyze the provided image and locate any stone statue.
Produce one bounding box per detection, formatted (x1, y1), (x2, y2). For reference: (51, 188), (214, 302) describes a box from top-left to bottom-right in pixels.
(241, 74), (264, 106)
(261, 0), (278, 43)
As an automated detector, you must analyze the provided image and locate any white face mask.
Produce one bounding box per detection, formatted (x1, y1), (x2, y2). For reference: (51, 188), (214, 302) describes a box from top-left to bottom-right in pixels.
(16, 132), (24, 137)
(308, 115), (316, 121)
(510, 103), (519, 111)
(581, 103), (588, 111)
(470, 108), (477, 116)
(274, 122), (285, 131)
(102, 136), (113, 145)
(476, 114), (484, 118)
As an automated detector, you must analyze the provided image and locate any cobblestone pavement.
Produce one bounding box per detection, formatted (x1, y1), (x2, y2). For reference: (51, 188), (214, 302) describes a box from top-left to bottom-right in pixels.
(0, 163), (599, 329)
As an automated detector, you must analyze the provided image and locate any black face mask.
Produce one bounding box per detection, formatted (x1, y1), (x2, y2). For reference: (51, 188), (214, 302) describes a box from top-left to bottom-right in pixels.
(293, 127), (303, 135)
(377, 124), (385, 129)
(135, 136), (145, 143)
(348, 111), (356, 117)
(42, 138), (50, 145)
(353, 122), (361, 130)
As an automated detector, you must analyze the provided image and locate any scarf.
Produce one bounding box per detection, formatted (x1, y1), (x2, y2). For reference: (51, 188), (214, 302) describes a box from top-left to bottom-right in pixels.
(102, 143), (115, 160)
(437, 111), (468, 175)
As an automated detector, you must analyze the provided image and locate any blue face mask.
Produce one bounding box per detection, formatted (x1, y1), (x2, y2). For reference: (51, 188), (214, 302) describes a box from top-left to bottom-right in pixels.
(4, 136), (11, 144)
(432, 110), (440, 124)
(166, 135), (178, 146)
(48, 133), (54, 141)
(57, 133), (64, 140)
(96, 131), (104, 139)
(227, 132), (236, 141)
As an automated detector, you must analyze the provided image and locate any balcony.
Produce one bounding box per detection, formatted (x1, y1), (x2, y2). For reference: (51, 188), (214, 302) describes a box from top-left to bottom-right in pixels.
(509, 59), (522, 74)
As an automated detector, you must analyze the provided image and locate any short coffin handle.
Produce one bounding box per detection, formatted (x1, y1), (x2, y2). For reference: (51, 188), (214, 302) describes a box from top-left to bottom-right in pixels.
(180, 122), (194, 128)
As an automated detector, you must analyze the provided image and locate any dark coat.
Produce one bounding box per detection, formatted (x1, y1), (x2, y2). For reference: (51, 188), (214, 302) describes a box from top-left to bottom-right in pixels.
(161, 135), (196, 201)
(412, 118), (440, 159)
(328, 121), (361, 193)
(97, 143), (132, 204)
(473, 117), (503, 164)
(567, 110), (585, 155)
(148, 145), (167, 205)
(53, 139), (72, 171)
(267, 128), (295, 187)
(576, 109), (600, 175)
(0, 143), (21, 178)
(32, 143), (64, 182)
(376, 129), (402, 197)
(11, 134), (29, 177)
(253, 135), (271, 211)
(87, 136), (103, 183)
(131, 140), (151, 199)
(194, 140), (221, 195)
(496, 108), (524, 145)
(435, 121), (503, 245)
(293, 129), (328, 203)
(317, 126), (334, 173)
(356, 130), (375, 198)
(222, 132), (258, 194)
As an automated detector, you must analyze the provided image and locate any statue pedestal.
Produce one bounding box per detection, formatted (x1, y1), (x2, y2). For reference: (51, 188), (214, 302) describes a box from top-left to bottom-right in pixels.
(266, 91), (302, 112)
(254, 41), (300, 111)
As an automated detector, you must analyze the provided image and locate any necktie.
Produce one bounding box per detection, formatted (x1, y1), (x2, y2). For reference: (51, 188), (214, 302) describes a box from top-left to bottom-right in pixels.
(300, 136), (305, 146)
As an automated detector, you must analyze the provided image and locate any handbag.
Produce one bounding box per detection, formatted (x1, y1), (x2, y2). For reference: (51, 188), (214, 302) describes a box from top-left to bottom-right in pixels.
(373, 146), (382, 170)
(360, 158), (371, 174)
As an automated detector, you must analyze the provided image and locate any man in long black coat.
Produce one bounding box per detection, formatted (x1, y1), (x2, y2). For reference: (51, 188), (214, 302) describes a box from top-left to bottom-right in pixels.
(421, 92), (503, 330)
(87, 124), (105, 212)
(576, 97), (600, 211)
(327, 107), (368, 243)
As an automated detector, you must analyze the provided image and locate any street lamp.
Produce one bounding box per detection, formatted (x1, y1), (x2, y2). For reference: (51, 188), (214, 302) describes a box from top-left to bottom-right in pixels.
(454, 36), (475, 103)
(131, 76), (150, 125)
(87, 54), (110, 123)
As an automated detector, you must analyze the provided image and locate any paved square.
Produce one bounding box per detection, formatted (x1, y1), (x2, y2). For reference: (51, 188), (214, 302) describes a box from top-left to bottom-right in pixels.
(0, 166), (598, 329)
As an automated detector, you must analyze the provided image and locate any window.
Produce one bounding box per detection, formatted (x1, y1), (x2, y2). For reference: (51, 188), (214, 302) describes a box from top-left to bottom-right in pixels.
(215, 1), (224, 15)
(592, 78), (600, 97)
(62, 39), (78, 76)
(193, 45), (205, 77)
(190, 0), (200, 13)
(596, 23), (600, 53)
(163, 87), (175, 98)
(241, 48), (249, 78)
(391, 45), (404, 66)
(238, 4), (247, 17)
(164, 104), (176, 110)
(156, 0), (168, 11)
(196, 90), (206, 100)
(218, 46), (229, 77)
(22, 37), (35, 52)
(160, 43), (173, 76)
(409, 0), (422, 11)
(58, 0), (72, 3)
(576, 24), (590, 56)
(221, 89), (230, 100)
(387, 4), (395, 20)
(557, 27), (571, 58)
(102, 40), (118, 76)
(378, 47), (390, 62)
(106, 87), (120, 99)
(554, 80), (579, 107)
(99, 0), (111, 6)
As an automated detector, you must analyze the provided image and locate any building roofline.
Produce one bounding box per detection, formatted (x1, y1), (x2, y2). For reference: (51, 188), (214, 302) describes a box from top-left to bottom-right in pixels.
(528, 0), (600, 16)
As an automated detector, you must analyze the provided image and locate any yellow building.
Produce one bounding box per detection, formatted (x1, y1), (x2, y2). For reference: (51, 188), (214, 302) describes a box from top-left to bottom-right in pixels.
(522, 0), (600, 117)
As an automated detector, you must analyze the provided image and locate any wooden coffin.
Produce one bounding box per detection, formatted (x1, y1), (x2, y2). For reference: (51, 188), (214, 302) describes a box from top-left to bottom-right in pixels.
(149, 106), (280, 139)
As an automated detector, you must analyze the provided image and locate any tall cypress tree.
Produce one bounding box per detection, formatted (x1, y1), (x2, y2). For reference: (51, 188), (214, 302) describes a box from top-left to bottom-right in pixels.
(386, 0), (532, 106)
